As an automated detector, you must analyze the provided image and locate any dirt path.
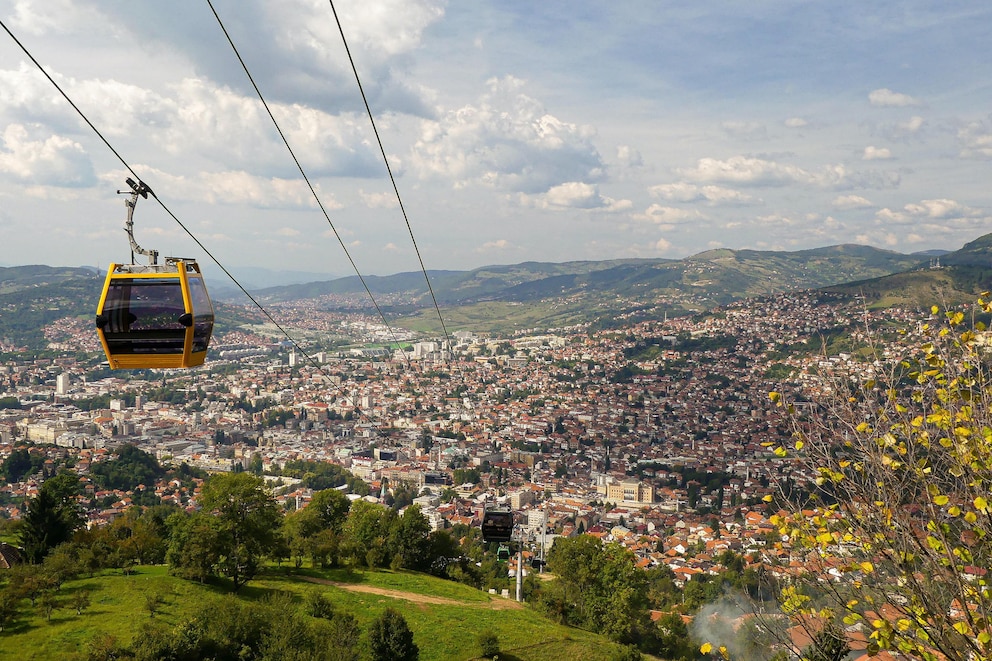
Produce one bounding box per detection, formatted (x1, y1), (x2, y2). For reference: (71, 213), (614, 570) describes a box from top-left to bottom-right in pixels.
(300, 576), (523, 610)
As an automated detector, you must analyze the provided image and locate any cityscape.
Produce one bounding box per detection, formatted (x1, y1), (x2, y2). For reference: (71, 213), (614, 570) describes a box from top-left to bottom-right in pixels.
(1, 288), (917, 590)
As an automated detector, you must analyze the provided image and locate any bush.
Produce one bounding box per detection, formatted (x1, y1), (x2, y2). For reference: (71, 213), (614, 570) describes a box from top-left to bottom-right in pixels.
(303, 589), (334, 620)
(478, 629), (500, 657)
(367, 607), (418, 661)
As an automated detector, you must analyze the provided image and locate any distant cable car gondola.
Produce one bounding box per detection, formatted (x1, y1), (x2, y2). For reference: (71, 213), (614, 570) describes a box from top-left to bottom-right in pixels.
(95, 179), (214, 369)
(481, 508), (514, 544)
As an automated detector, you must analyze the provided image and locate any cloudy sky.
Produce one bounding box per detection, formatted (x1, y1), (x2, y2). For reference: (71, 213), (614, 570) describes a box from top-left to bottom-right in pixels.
(1, 1), (991, 279)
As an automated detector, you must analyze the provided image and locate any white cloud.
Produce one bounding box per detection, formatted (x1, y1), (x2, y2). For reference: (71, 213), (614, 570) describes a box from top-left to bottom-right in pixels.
(958, 121), (992, 158)
(478, 239), (511, 251)
(884, 115), (926, 139)
(276, 227), (300, 237)
(677, 156), (850, 188)
(519, 182), (632, 211)
(677, 156), (901, 192)
(721, 121), (766, 139)
(0, 124), (94, 186)
(874, 199), (985, 230)
(616, 145), (643, 168)
(112, 166), (328, 209)
(412, 76), (606, 194)
(649, 182), (757, 205)
(869, 88), (921, 107)
(0, 62), (383, 179)
(832, 195), (873, 209)
(904, 198), (978, 219)
(756, 214), (796, 227)
(654, 237), (672, 252)
(862, 146), (892, 160)
(360, 190), (400, 209)
(10, 0), (102, 35)
(160, 78), (379, 177)
(784, 117), (807, 128)
(632, 204), (703, 225)
(875, 207), (909, 224)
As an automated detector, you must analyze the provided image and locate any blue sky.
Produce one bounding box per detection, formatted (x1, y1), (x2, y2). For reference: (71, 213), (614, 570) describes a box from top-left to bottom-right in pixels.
(1, 0), (991, 278)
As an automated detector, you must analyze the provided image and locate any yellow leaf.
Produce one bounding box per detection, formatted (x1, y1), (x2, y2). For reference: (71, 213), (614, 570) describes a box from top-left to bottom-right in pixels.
(934, 495), (949, 506)
(769, 391), (781, 403)
(700, 643), (713, 654)
(763, 495), (774, 503)
(975, 496), (989, 512)
(860, 561), (874, 573)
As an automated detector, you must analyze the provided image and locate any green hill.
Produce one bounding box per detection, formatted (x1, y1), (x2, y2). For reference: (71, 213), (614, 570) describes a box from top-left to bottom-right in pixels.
(0, 240), (944, 340)
(0, 565), (634, 661)
(0, 266), (260, 351)
(252, 245), (921, 309)
(825, 233), (992, 309)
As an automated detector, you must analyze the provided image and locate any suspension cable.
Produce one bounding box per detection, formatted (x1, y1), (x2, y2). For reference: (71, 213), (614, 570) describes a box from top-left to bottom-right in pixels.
(326, 0), (453, 353)
(205, 0), (414, 370)
(0, 16), (386, 434)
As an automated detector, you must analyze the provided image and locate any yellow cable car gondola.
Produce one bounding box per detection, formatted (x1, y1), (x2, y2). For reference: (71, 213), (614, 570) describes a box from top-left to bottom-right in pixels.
(95, 179), (214, 369)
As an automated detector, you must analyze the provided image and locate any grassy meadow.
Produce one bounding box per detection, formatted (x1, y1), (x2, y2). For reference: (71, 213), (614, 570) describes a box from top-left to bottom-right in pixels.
(0, 564), (637, 661)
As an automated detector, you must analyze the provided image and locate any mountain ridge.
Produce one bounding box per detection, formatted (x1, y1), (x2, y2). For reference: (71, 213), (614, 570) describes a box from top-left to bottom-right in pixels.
(4, 235), (992, 341)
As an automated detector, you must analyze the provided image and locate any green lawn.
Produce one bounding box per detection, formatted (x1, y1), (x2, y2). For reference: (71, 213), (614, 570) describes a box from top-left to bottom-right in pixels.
(0, 565), (637, 661)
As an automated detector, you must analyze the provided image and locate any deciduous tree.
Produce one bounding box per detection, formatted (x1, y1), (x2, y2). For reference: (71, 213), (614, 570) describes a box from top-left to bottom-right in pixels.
(544, 534), (649, 643)
(768, 301), (992, 660)
(197, 473), (281, 592)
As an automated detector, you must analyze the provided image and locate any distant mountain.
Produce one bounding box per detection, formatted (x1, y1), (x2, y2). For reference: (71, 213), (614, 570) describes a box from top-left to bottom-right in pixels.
(0, 265), (256, 350)
(827, 233), (992, 308)
(0, 265), (98, 294)
(199, 265), (345, 297)
(250, 245), (922, 307)
(237, 244), (926, 332)
(0, 239), (965, 342)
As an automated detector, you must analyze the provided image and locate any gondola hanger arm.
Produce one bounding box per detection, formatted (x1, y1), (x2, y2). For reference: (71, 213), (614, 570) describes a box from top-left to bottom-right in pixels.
(118, 177), (158, 265)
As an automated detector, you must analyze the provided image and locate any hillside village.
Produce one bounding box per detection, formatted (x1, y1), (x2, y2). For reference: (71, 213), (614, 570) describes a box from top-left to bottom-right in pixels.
(0, 289), (930, 597)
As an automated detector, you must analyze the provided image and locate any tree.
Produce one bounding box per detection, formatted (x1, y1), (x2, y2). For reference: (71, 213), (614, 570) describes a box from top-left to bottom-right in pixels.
(166, 511), (223, 584)
(2, 447), (36, 483)
(651, 612), (692, 660)
(17, 471), (84, 563)
(544, 535), (649, 643)
(0, 589), (18, 632)
(197, 473), (281, 592)
(389, 504), (431, 571)
(69, 589), (91, 615)
(367, 608), (419, 661)
(89, 444), (164, 491)
(768, 300), (992, 661)
(342, 500), (396, 568)
(284, 489), (351, 568)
